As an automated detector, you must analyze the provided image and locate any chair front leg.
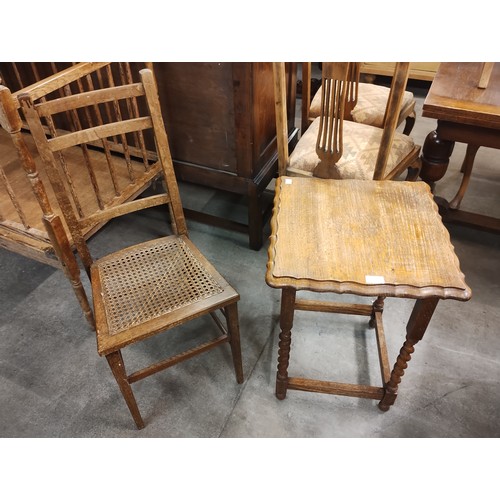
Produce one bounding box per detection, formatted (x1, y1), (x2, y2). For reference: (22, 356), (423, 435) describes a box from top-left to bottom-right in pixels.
(225, 302), (244, 384)
(106, 350), (145, 429)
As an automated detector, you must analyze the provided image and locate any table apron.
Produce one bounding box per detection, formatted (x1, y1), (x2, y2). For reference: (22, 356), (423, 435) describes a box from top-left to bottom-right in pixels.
(437, 120), (500, 149)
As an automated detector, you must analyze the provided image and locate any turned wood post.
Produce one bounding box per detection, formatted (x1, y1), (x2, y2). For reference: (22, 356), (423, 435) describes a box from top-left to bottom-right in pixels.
(369, 295), (385, 328)
(420, 129), (455, 190)
(379, 297), (439, 411)
(0, 85), (94, 328)
(276, 287), (296, 400)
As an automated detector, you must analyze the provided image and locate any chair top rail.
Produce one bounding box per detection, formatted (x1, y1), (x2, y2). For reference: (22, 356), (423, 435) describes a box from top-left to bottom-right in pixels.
(33, 82), (145, 118)
(10, 63), (110, 107)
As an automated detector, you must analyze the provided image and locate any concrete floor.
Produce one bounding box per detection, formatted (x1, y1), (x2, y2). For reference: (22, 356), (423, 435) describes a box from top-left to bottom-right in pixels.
(1, 80), (499, 442)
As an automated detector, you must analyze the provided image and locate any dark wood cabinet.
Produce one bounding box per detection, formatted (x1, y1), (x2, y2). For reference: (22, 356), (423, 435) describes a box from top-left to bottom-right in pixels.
(149, 62), (298, 249)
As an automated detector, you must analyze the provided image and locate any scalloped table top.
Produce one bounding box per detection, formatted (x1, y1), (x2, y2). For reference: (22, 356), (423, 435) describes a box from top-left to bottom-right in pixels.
(266, 177), (471, 301)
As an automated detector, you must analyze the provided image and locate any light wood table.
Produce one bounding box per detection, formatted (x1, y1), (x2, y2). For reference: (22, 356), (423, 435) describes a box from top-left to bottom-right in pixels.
(420, 62), (500, 233)
(266, 177), (471, 410)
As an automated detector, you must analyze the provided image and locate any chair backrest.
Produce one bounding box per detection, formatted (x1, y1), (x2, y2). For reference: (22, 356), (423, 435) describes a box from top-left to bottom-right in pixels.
(300, 62), (360, 133)
(274, 61), (411, 180)
(274, 62), (353, 178)
(19, 68), (187, 275)
(345, 62), (361, 119)
(314, 62), (351, 178)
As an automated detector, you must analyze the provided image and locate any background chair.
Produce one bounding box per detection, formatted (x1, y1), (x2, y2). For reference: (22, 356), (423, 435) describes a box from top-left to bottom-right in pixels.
(274, 62), (421, 182)
(20, 68), (243, 429)
(301, 62), (416, 136)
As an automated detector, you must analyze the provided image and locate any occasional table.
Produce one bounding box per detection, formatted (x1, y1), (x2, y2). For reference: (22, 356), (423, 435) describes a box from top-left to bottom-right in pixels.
(266, 177), (471, 410)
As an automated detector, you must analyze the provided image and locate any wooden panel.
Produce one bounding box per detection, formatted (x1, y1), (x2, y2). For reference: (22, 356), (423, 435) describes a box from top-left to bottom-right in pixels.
(361, 62), (439, 81)
(251, 62), (277, 177)
(152, 62), (238, 174)
(252, 62), (274, 163)
(250, 62), (297, 179)
(231, 63), (253, 178)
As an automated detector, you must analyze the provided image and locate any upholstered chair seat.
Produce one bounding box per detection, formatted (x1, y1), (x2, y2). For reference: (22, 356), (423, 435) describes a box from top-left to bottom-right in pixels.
(309, 82), (415, 128)
(288, 118), (416, 179)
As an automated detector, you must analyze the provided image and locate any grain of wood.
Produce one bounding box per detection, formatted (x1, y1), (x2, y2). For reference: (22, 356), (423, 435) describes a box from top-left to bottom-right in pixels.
(267, 176), (471, 300)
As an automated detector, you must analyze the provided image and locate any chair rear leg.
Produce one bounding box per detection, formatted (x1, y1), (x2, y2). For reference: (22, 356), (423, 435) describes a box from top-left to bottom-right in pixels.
(405, 156), (422, 182)
(106, 350), (145, 429)
(224, 302), (244, 384)
(402, 112), (416, 135)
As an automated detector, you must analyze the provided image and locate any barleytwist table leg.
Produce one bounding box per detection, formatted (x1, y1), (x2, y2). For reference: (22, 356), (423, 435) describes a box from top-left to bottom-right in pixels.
(276, 287), (296, 400)
(379, 297), (439, 411)
(379, 340), (415, 411)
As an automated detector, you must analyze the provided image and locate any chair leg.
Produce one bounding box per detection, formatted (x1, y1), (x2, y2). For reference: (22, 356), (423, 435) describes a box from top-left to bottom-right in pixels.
(276, 287), (296, 400)
(225, 302), (244, 384)
(402, 112), (416, 135)
(405, 156), (422, 182)
(106, 350), (145, 430)
(379, 297), (439, 411)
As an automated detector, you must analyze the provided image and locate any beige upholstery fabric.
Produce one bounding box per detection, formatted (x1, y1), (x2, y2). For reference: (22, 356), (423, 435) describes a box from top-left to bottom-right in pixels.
(288, 118), (415, 179)
(310, 82), (415, 128)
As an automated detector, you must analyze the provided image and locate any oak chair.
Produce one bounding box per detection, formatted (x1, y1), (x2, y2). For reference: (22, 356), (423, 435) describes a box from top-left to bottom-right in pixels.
(274, 62), (421, 181)
(301, 62), (416, 136)
(19, 68), (243, 429)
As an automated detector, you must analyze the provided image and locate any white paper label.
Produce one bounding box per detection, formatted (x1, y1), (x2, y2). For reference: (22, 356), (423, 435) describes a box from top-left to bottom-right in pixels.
(365, 275), (385, 284)
(284, 178), (293, 185)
